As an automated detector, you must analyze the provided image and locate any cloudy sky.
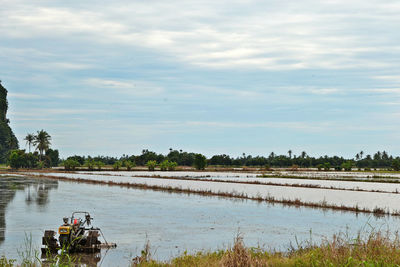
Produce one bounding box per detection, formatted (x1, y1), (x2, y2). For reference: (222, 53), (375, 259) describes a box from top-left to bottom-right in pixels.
(1, 0), (400, 158)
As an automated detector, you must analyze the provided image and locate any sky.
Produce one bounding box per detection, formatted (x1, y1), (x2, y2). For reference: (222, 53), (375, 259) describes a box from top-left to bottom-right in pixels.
(1, 0), (400, 159)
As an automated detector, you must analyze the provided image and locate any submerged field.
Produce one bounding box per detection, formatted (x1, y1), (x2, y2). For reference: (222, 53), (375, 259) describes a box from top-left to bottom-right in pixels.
(21, 170), (400, 215)
(2, 170), (400, 266)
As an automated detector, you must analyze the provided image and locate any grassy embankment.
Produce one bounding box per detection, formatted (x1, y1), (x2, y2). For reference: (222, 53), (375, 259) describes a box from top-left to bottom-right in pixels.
(2, 231), (400, 267)
(133, 231), (400, 266)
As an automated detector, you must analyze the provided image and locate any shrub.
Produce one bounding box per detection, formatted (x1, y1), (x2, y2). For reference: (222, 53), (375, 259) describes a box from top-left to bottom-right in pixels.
(323, 162), (331, 171)
(7, 150), (39, 169)
(94, 161), (104, 170)
(85, 159), (95, 170)
(160, 160), (169, 171)
(124, 160), (135, 171)
(317, 164), (323, 171)
(194, 154), (207, 170)
(113, 161), (122, 171)
(63, 159), (80, 171)
(341, 161), (353, 171)
(168, 161), (178, 171)
(392, 159), (400, 171)
(146, 160), (157, 171)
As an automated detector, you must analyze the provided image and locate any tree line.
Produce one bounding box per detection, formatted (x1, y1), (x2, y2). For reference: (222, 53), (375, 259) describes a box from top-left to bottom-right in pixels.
(7, 130), (59, 169)
(63, 149), (400, 171)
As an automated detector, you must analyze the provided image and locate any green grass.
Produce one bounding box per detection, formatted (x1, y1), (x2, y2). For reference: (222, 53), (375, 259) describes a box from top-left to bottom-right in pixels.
(134, 231), (400, 267)
(3, 230), (400, 266)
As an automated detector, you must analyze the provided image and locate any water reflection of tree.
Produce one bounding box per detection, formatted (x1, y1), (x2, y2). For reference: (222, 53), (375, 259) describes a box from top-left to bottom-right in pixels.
(0, 177), (58, 245)
(25, 179), (58, 207)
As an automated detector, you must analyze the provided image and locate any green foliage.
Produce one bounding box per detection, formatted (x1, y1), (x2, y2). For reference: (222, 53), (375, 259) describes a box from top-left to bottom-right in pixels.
(7, 150), (39, 169)
(168, 161), (178, 171)
(392, 159), (400, 171)
(341, 161), (353, 171)
(85, 159), (95, 170)
(33, 129), (51, 160)
(45, 148), (59, 167)
(160, 160), (169, 171)
(146, 160), (157, 171)
(113, 161), (122, 171)
(63, 159), (81, 171)
(0, 82), (18, 163)
(194, 154), (207, 170)
(0, 255), (16, 266)
(323, 162), (331, 171)
(123, 160), (135, 170)
(159, 160), (178, 171)
(94, 160), (104, 170)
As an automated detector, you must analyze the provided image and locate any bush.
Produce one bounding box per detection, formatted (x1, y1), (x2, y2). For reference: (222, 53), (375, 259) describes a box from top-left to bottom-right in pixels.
(392, 159), (400, 171)
(160, 160), (169, 171)
(168, 161), (178, 171)
(85, 159), (95, 170)
(63, 159), (80, 171)
(323, 162), (331, 171)
(124, 160), (135, 171)
(7, 150), (39, 169)
(194, 154), (207, 170)
(317, 164), (323, 171)
(113, 161), (122, 171)
(341, 161), (353, 171)
(146, 160), (157, 171)
(94, 161), (104, 170)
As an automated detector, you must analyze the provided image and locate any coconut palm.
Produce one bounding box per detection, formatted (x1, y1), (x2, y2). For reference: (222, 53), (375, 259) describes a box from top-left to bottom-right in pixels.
(24, 133), (35, 153)
(33, 130), (51, 160)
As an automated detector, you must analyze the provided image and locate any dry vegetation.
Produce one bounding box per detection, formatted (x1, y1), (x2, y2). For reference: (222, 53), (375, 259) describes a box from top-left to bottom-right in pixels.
(133, 231), (400, 266)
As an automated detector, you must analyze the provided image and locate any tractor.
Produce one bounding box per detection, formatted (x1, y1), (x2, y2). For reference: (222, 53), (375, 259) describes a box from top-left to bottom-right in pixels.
(41, 211), (116, 254)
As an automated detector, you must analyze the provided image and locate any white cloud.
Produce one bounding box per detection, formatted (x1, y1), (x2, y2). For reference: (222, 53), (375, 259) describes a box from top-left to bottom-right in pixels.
(8, 93), (42, 99)
(84, 78), (163, 96)
(2, 0), (399, 70)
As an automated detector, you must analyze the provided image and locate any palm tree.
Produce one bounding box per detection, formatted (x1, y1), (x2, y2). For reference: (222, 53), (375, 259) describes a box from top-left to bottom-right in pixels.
(288, 150), (292, 158)
(24, 133), (34, 153)
(360, 151), (364, 159)
(33, 130), (51, 160)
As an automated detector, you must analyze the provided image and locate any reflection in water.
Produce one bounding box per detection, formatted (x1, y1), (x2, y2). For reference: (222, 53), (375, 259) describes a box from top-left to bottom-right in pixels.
(0, 176), (58, 245)
(41, 252), (102, 267)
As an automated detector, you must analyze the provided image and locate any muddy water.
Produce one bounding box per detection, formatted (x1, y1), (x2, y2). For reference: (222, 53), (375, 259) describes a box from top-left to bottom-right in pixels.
(30, 172), (400, 213)
(80, 171), (400, 193)
(2, 175), (400, 267)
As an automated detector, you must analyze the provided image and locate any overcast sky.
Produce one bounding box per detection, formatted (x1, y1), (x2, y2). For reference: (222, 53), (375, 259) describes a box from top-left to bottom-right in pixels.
(1, 0), (400, 158)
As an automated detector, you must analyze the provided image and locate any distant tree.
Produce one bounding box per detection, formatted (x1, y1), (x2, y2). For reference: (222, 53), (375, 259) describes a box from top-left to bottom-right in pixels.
(85, 159), (95, 170)
(160, 160), (169, 171)
(341, 161), (353, 171)
(33, 130), (51, 160)
(194, 154), (207, 170)
(146, 160), (157, 171)
(113, 161), (122, 171)
(288, 150), (292, 159)
(63, 159), (80, 171)
(323, 162), (331, 171)
(94, 161), (104, 170)
(124, 160), (135, 171)
(392, 159), (400, 171)
(45, 149), (59, 167)
(301, 151), (307, 158)
(24, 133), (35, 153)
(168, 161), (178, 171)
(359, 151), (364, 159)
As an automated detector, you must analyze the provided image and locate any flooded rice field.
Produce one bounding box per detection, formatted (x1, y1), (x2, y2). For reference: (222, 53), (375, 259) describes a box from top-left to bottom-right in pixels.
(25, 171), (400, 213)
(2, 173), (400, 266)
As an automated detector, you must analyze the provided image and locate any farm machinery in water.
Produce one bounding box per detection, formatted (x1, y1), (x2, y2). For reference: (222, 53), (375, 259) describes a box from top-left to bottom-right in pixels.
(41, 211), (116, 254)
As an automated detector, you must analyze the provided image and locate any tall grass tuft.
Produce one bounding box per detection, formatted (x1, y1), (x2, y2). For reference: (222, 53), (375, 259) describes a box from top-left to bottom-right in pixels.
(134, 230), (400, 266)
